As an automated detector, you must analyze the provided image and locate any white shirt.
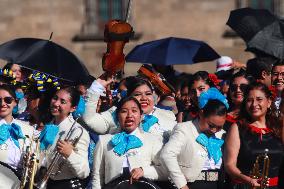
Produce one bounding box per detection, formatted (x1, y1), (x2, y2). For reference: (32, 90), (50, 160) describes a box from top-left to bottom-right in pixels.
(0, 119), (28, 169)
(122, 129), (139, 172)
(202, 158), (222, 170)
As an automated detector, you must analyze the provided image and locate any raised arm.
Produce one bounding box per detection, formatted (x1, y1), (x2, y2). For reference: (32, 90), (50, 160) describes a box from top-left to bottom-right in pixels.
(83, 78), (117, 134)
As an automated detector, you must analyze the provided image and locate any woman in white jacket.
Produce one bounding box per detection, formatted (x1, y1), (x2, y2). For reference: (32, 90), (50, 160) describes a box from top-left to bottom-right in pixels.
(39, 86), (90, 189)
(83, 76), (176, 143)
(161, 88), (228, 189)
(0, 85), (34, 188)
(92, 96), (165, 189)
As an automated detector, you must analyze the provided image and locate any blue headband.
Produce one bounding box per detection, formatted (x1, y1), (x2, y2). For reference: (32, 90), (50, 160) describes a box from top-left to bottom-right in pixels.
(198, 87), (229, 109)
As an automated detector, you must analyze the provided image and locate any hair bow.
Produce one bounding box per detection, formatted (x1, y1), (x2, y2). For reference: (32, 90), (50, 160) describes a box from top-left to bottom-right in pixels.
(198, 87), (229, 109)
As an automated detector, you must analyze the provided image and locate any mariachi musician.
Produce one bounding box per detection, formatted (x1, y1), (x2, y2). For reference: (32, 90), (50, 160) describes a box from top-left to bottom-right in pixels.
(0, 84), (34, 188)
(92, 96), (165, 189)
(82, 19), (177, 144)
(36, 87), (90, 189)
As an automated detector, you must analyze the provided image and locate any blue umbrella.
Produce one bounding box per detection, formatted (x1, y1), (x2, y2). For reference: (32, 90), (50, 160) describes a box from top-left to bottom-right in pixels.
(126, 37), (220, 65)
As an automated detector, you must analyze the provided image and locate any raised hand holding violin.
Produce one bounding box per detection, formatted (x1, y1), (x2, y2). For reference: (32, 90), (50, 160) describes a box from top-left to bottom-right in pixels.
(102, 19), (134, 75)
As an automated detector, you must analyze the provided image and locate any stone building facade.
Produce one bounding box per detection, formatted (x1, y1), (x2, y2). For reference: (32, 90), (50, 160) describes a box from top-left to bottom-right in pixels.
(0, 0), (283, 77)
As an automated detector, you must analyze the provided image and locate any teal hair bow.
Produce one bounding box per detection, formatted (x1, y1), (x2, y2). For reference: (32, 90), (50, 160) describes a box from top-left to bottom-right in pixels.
(198, 87), (229, 109)
(0, 123), (25, 148)
(39, 124), (59, 150)
(141, 115), (159, 132)
(110, 132), (143, 156)
(196, 133), (224, 164)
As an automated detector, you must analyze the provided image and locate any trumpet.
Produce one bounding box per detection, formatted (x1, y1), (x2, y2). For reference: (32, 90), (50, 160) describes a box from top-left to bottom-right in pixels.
(19, 136), (41, 189)
(250, 149), (270, 189)
(35, 117), (83, 189)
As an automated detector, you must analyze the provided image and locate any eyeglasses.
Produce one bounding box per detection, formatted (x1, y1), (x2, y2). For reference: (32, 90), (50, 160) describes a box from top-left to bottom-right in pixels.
(272, 72), (284, 77)
(230, 84), (248, 92)
(0, 97), (14, 104)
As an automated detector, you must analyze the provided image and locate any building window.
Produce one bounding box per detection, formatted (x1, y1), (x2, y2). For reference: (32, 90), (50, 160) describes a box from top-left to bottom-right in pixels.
(236, 0), (282, 16)
(97, 0), (126, 30)
(73, 0), (129, 41)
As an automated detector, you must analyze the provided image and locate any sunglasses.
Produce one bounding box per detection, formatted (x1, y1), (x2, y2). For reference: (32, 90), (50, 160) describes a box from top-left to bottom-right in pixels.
(0, 97), (14, 104)
(230, 84), (248, 92)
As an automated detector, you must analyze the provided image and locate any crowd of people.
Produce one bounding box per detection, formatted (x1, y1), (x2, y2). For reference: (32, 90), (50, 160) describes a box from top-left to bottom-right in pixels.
(0, 51), (283, 189)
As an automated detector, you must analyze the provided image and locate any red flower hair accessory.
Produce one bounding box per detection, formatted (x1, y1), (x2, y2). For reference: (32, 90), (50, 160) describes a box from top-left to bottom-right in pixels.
(208, 73), (221, 87)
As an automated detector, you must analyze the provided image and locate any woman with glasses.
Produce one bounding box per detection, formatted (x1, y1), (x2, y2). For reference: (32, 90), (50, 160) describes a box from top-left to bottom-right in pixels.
(83, 76), (177, 143)
(225, 71), (253, 130)
(0, 85), (34, 186)
(92, 96), (164, 189)
(224, 82), (283, 189)
(38, 86), (90, 189)
(161, 88), (228, 189)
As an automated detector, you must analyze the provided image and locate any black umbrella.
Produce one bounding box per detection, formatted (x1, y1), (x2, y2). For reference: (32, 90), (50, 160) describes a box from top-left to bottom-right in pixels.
(0, 38), (89, 83)
(246, 19), (284, 59)
(226, 8), (277, 42)
(227, 8), (284, 59)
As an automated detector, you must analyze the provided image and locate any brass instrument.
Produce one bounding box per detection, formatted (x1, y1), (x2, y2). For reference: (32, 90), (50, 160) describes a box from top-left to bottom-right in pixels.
(19, 136), (31, 189)
(35, 118), (83, 189)
(19, 137), (41, 189)
(250, 149), (270, 189)
(29, 139), (40, 189)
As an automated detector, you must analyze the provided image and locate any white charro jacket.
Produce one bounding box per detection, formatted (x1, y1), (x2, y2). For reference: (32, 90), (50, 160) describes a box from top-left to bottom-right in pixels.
(82, 86), (177, 143)
(160, 119), (225, 189)
(91, 128), (166, 189)
(44, 115), (90, 180)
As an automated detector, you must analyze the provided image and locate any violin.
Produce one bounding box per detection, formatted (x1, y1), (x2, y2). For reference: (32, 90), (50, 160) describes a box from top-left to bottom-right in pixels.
(100, 19), (134, 107)
(137, 64), (175, 96)
(102, 20), (134, 75)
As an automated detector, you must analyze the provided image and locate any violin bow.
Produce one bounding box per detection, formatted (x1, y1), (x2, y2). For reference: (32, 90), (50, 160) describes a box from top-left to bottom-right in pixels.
(125, 0), (133, 22)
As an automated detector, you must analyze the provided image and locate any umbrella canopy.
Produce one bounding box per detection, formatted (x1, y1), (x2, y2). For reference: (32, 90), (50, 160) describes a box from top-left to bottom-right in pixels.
(227, 8), (284, 59)
(227, 8), (277, 42)
(0, 38), (89, 83)
(246, 19), (284, 59)
(125, 37), (220, 65)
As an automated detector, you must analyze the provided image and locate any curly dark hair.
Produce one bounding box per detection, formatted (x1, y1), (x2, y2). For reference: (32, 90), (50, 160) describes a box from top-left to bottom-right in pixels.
(239, 82), (281, 138)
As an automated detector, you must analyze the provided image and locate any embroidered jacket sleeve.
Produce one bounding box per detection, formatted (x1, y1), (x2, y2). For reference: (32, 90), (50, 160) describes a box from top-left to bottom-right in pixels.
(142, 135), (167, 180)
(66, 127), (90, 178)
(83, 81), (117, 134)
(91, 136), (105, 189)
(160, 124), (188, 188)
